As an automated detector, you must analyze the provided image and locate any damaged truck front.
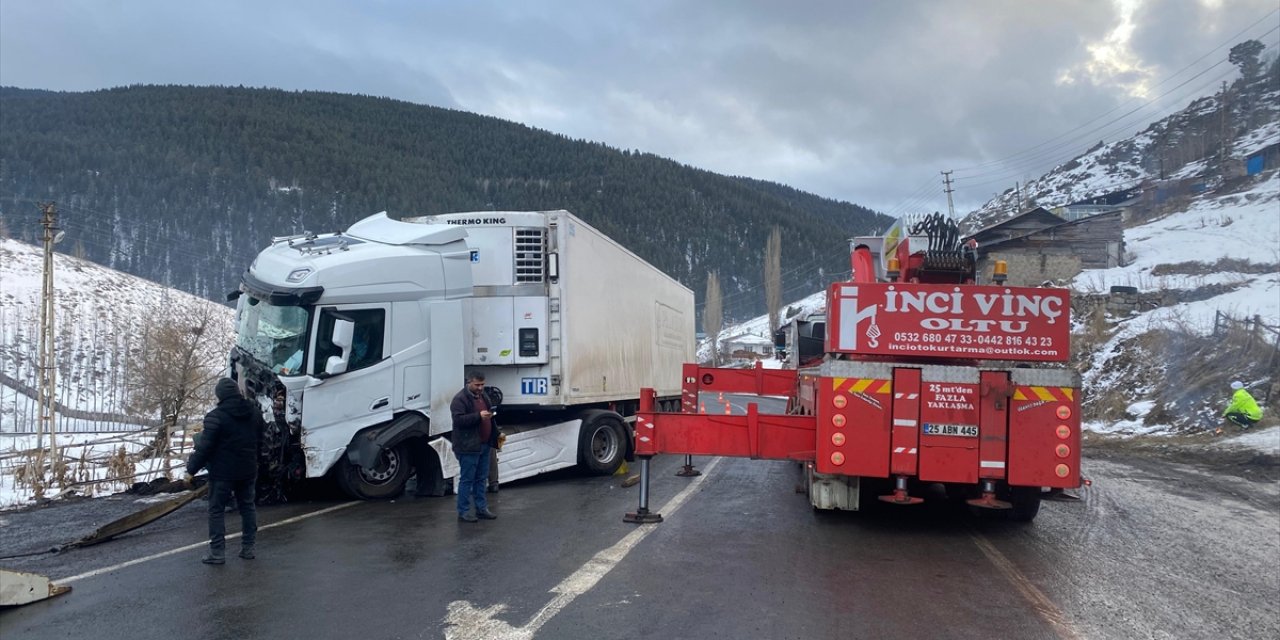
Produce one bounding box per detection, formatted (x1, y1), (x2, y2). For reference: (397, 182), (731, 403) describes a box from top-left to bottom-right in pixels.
(229, 216), (473, 501)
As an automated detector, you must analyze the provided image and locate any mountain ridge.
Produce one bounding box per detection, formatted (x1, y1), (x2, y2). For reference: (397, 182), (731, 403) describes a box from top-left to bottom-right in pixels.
(0, 85), (891, 322)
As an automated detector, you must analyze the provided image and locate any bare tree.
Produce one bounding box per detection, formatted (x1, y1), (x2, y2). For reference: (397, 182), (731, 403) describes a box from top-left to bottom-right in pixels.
(125, 302), (228, 474)
(764, 227), (782, 337)
(704, 272), (723, 366)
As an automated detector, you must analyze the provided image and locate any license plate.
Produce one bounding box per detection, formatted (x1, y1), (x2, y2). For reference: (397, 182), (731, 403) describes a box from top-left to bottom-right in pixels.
(923, 423), (978, 437)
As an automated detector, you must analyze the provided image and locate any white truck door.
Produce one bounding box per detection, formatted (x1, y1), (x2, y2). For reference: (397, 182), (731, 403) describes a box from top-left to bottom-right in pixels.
(300, 305), (396, 463)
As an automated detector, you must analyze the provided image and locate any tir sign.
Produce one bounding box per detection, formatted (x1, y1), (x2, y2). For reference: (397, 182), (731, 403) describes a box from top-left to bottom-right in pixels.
(521, 377), (549, 395)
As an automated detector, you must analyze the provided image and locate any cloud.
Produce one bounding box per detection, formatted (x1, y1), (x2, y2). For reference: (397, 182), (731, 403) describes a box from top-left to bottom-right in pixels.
(2, 0), (1275, 214)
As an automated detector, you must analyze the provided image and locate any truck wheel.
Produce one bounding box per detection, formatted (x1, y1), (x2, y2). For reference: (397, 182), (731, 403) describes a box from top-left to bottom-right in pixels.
(578, 411), (626, 475)
(1007, 486), (1042, 522)
(336, 443), (412, 499)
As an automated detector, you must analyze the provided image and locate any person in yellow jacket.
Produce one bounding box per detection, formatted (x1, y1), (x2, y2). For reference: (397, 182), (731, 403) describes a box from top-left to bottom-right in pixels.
(1223, 381), (1263, 429)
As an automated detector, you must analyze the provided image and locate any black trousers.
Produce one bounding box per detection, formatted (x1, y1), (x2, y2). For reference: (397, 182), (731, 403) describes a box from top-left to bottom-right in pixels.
(208, 478), (257, 555)
(1225, 412), (1259, 427)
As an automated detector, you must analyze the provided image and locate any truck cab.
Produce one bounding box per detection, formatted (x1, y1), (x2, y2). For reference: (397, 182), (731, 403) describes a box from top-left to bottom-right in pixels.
(231, 213), (473, 500)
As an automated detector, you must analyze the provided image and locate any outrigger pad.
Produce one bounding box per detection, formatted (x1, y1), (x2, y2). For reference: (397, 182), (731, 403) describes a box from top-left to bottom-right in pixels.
(623, 509), (664, 524)
(1042, 489), (1081, 502)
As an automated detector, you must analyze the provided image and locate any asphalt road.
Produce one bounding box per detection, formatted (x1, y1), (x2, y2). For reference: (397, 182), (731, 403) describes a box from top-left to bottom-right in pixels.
(1, 452), (1277, 640)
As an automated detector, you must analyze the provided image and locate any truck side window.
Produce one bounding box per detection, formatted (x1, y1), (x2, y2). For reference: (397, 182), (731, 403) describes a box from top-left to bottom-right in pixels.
(316, 308), (386, 373)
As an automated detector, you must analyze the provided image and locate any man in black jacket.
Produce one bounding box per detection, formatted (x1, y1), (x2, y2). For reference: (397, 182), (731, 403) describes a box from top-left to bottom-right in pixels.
(188, 378), (266, 564)
(450, 372), (499, 522)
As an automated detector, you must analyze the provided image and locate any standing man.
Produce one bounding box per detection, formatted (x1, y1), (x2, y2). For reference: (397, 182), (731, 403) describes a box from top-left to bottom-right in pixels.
(451, 372), (499, 522)
(1223, 380), (1263, 429)
(188, 378), (266, 564)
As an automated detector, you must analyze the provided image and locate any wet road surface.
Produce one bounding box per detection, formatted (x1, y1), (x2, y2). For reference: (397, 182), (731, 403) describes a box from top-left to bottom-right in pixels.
(1, 452), (1277, 639)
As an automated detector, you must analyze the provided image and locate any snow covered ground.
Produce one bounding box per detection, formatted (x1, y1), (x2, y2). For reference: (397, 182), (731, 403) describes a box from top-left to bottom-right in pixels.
(0, 429), (193, 509)
(0, 237), (232, 509)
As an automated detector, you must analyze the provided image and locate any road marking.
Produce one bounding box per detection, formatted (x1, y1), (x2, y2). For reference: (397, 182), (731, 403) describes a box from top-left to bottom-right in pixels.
(56, 501), (360, 584)
(969, 531), (1080, 640)
(444, 458), (724, 640)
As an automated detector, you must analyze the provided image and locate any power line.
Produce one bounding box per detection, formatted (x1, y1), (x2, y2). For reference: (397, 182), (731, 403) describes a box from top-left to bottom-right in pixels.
(954, 9), (1279, 175)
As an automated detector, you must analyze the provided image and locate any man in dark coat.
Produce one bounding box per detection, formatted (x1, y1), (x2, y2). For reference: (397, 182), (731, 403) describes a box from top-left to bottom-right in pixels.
(450, 372), (499, 522)
(188, 377), (266, 564)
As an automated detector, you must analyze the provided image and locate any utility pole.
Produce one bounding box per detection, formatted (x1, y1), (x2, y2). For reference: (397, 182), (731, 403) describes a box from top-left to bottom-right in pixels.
(1015, 182), (1023, 212)
(36, 202), (61, 492)
(1219, 81), (1230, 172)
(941, 170), (956, 219)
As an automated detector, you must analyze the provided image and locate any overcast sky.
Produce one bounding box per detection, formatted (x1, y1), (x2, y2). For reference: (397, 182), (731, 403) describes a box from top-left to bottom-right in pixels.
(2, 0), (1276, 215)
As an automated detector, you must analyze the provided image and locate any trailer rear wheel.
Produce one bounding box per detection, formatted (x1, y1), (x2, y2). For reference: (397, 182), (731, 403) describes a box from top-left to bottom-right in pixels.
(1007, 486), (1041, 522)
(578, 411), (626, 475)
(336, 443), (412, 499)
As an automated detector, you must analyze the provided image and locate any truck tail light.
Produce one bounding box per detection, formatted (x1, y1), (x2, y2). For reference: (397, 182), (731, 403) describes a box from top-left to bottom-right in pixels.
(1056, 405), (1072, 420)
(1055, 444), (1071, 458)
(831, 452), (845, 466)
(833, 395), (847, 409)
(832, 414), (846, 428)
(832, 433), (846, 446)
(1055, 464), (1070, 478)
(1056, 424), (1071, 439)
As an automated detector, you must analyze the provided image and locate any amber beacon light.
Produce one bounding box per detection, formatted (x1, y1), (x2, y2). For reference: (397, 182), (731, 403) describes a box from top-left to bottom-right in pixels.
(992, 260), (1008, 284)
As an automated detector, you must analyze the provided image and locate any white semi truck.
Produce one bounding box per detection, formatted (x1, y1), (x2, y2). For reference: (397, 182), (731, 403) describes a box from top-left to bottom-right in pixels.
(229, 210), (695, 500)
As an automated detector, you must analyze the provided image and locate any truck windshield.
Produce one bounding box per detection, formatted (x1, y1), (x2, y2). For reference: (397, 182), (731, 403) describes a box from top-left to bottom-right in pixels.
(235, 296), (312, 375)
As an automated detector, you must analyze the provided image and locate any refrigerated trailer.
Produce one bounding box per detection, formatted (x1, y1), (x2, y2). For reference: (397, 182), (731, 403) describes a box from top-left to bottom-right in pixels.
(229, 210), (694, 500)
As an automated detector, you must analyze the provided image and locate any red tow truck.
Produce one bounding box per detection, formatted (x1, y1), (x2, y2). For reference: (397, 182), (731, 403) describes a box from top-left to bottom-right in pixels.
(624, 217), (1081, 523)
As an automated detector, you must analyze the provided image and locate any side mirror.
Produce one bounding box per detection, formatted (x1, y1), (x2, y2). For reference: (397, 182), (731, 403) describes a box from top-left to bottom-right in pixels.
(326, 319), (355, 376)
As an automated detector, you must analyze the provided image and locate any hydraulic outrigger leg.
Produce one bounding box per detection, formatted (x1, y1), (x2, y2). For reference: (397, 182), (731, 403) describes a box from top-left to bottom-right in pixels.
(878, 475), (924, 505)
(623, 456), (663, 523)
(966, 479), (1012, 510)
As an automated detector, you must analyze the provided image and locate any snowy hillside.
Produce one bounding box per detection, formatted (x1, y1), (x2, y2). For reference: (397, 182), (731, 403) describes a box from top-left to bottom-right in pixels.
(0, 237), (236, 433)
(967, 84), (1280, 232)
(1, 237), (236, 507)
(1073, 171), (1279, 436)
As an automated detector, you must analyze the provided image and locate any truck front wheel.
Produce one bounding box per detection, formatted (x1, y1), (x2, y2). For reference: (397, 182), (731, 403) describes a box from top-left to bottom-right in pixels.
(578, 411), (626, 475)
(336, 443), (412, 499)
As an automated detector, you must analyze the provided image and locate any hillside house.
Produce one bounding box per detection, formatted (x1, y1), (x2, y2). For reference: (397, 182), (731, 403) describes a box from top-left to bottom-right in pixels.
(1246, 141), (1280, 176)
(722, 332), (773, 359)
(966, 207), (1063, 246)
(1052, 187), (1141, 222)
(967, 209), (1125, 286)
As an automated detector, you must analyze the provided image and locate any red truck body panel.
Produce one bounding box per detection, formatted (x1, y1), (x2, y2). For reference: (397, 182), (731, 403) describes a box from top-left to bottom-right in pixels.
(635, 273), (1082, 504)
(826, 282), (1070, 362)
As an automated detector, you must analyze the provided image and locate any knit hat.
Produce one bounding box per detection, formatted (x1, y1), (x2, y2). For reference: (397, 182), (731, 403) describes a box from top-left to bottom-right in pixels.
(1230, 381), (1244, 390)
(215, 378), (242, 401)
